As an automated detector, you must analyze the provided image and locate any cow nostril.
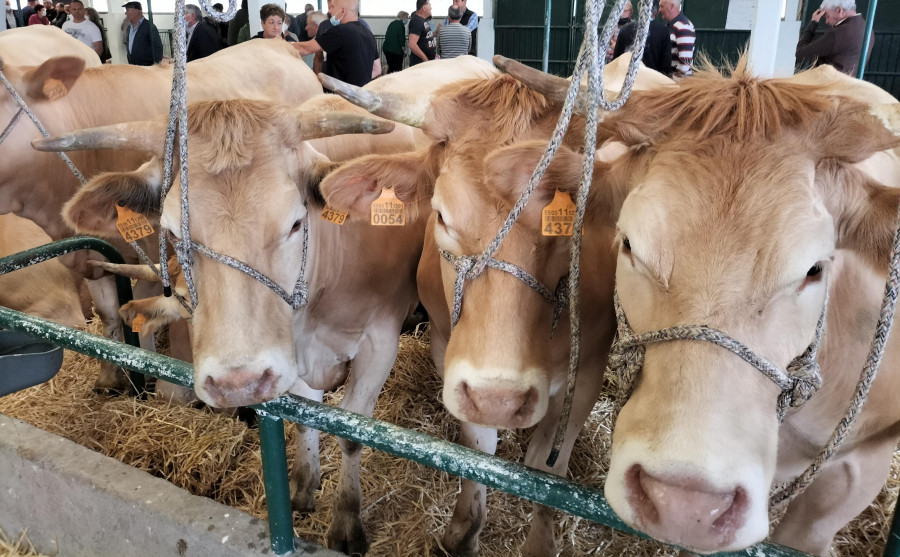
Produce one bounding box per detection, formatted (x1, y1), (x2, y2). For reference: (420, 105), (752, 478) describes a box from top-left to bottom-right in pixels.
(203, 375), (227, 407)
(254, 369), (277, 398)
(626, 465), (660, 524)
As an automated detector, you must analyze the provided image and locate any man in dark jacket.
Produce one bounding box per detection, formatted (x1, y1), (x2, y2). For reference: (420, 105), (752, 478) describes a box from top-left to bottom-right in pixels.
(796, 0), (871, 76)
(185, 3), (220, 61)
(613, 0), (673, 76)
(123, 1), (162, 65)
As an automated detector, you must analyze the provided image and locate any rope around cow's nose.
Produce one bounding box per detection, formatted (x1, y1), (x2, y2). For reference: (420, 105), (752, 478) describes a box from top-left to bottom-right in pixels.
(604, 289), (826, 423)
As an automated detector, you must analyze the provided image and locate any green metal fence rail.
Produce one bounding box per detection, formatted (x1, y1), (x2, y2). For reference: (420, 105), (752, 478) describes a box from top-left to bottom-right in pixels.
(0, 239), (891, 556)
(0, 236), (144, 391)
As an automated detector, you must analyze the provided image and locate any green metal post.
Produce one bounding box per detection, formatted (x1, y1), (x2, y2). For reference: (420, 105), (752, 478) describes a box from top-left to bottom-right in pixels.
(0, 237), (144, 392)
(856, 0), (878, 80)
(257, 411), (296, 555)
(543, 0), (552, 72)
(886, 503), (900, 556)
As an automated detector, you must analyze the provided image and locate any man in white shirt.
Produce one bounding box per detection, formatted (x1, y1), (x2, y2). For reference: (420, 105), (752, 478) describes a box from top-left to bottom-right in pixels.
(62, 0), (102, 57)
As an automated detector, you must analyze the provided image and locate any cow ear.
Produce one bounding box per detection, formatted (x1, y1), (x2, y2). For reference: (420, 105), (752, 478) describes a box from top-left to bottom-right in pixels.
(22, 56), (86, 101)
(63, 158), (164, 238)
(318, 147), (435, 221)
(812, 105), (899, 165)
(820, 159), (900, 270)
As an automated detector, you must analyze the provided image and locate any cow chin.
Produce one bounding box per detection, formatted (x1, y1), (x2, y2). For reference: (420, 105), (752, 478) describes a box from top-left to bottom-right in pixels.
(442, 359), (549, 429)
(194, 350), (297, 408)
(605, 439), (770, 554)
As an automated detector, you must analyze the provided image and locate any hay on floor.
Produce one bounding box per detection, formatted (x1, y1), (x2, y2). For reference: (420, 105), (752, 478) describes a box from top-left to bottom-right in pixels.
(0, 320), (897, 556)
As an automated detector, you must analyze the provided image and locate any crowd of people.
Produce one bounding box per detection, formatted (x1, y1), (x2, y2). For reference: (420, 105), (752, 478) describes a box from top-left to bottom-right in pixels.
(0, 0), (877, 80)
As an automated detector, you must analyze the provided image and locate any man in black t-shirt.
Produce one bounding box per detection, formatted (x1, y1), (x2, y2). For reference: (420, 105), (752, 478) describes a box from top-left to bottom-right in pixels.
(613, 0), (673, 76)
(408, 0), (435, 67)
(293, 0), (378, 87)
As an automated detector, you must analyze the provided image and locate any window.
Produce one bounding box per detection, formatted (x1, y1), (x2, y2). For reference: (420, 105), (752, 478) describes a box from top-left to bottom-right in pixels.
(93, 0), (108, 12)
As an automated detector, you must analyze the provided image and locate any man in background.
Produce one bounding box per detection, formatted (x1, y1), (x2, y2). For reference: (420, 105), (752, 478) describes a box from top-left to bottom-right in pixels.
(289, 2), (313, 41)
(294, 0), (378, 86)
(62, 0), (102, 57)
(382, 10), (407, 73)
(123, 1), (162, 65)
(185, 3), (220, 61)
(439, 0), (477, 55)
(614, 0), (673, 75)
(659, 0), (694, 78)
(408, 0), (434, 66)
(796, 0), (871, 75)
(437, 5), (469, 59)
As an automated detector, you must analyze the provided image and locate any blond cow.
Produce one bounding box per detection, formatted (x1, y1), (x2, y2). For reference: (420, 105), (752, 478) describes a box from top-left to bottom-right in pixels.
(573, 63), (900, 554)
(40, 56), (498, 554)
(317, 56), (673, 556)
(0, 40), (322, 391)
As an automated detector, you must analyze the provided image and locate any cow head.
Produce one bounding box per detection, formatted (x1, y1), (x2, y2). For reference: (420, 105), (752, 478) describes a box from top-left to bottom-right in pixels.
(589, 67), (900, 552)
(38, 100), (393, 407)
(318, 72), (623, 429)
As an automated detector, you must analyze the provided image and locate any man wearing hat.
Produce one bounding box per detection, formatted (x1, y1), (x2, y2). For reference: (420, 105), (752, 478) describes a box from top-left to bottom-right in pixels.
(123, 0), (162, 65)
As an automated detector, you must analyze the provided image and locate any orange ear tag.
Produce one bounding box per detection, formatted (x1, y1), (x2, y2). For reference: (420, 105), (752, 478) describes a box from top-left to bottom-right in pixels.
(115, 204), (155, 242)
(321, 205), (348, 225)
(541, 190), (576, 237)
(130, 313), (146, 333)
(370, 188), (405, 226)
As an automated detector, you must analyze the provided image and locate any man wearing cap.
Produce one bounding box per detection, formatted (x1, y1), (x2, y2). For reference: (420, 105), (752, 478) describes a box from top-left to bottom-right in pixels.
(123, 0), (162, 65)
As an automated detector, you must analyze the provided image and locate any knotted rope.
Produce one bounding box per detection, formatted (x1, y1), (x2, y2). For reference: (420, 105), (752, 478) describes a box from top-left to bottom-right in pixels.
(605, 290), (826, 423)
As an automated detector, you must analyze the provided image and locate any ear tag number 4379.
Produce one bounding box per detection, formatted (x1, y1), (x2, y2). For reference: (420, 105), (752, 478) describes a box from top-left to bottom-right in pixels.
(542, 190), (575, 237)
(115, 204), (154, 242)
(371, 188), (405, 226)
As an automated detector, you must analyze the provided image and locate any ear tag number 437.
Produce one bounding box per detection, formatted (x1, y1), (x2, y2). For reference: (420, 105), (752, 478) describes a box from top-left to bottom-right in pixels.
(371, 188), (405, 226)
(115, 204), (154, 242)
(542, 190), (575, 236)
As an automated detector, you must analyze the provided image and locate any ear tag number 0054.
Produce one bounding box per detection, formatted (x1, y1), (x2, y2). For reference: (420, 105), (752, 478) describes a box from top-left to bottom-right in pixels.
(371, 188), (405, 226)
(115, 204), (155, 242)
(321, 206), (348, 225)
(541, 190), (575, 237)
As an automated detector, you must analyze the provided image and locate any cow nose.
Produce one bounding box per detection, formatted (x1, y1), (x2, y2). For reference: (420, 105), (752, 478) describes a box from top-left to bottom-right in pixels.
(626, 465), (749, 552)
(202, 368), (278, 407)
(455, 381), (539, 428)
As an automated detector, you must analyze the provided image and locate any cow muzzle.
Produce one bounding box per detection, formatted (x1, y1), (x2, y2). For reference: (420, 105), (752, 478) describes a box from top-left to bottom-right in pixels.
(194, 352), (296, 407)
(443, 360), (549, 429)
(625, 465), (751, 553)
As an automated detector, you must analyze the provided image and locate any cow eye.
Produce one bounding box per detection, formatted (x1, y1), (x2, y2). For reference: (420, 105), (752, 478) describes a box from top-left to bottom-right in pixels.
(806, 263), (823, 277)
(436, 212), (445, 226)
(621, 236), (631, 252)
(290, 220), (302, 235)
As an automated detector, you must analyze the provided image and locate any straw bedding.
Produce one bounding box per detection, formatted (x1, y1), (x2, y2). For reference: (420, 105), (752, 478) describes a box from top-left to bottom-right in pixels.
(0, 320), (896, 557)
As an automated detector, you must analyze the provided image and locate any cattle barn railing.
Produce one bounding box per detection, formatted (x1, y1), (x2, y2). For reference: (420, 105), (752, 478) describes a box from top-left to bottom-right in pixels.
(0, 239), (894, 556)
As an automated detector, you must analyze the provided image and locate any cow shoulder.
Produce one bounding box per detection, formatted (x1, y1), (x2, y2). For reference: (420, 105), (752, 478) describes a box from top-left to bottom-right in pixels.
(63, 158), (164, 238)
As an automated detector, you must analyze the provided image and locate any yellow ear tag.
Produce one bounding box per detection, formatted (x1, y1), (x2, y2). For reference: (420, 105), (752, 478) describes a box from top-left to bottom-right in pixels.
(541, 190), (576, 237)
(370, 188), (405, 226)
(115, 204), (155, 242)
(321, 205), (348, 225)
(130, 313), (146, 333)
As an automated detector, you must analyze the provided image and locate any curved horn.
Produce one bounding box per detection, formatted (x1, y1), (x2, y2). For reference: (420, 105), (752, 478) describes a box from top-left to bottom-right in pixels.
(318, 74), (430, 128)
(293, 110), (395, 140)
(32, 121), (165, 154)
(493, 55), (593, 116)
(871, 103), (900, 137)
(89, 260), (162, 282)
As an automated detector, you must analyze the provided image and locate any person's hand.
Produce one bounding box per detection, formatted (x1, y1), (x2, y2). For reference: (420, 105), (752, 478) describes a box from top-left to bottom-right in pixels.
(811, 8), (825, 22)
